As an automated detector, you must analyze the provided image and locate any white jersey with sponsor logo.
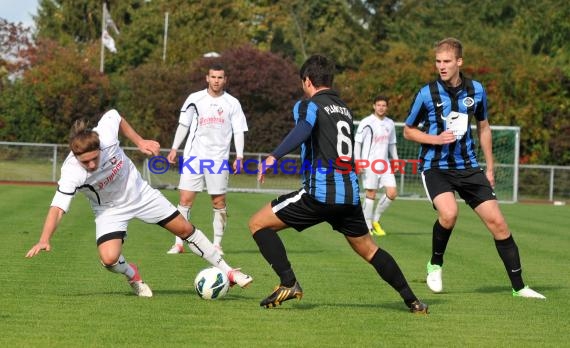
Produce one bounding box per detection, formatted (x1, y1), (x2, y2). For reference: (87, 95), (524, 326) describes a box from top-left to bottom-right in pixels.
(51, 109), (145, 213)
(354, 115), (397, 162)
(179, 89), (248, 162)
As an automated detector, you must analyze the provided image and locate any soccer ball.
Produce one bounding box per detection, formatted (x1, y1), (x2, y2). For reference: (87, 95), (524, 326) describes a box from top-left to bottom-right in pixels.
(194, 266), (230, 300)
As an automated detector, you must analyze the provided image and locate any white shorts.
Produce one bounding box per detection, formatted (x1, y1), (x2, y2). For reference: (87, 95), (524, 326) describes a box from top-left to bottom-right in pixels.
(361, 169), (397, 190)
(94, 184), (177, 241)
(178, 171), (229, 195)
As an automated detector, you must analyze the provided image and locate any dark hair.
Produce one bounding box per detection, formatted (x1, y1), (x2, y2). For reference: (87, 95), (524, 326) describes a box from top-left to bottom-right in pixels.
(69, 119), (99, 155)
(209, 63), (225, 72)
(373, 95), (389, 104)
(299, 54), (335, 88)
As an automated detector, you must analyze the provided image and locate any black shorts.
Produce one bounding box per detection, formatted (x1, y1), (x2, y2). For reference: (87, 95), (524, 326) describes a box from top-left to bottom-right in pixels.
(422, 168), (496, 209)
(271, 189), (369, 237)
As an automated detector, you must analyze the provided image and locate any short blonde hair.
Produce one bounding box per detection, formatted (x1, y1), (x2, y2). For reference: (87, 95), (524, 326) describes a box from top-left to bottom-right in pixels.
(435, 38), (463, 59)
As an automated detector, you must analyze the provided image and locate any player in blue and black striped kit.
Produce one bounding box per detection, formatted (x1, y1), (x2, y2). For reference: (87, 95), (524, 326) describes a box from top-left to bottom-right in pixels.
(249, 54), (428, 313)
(404, 37), (545, 299)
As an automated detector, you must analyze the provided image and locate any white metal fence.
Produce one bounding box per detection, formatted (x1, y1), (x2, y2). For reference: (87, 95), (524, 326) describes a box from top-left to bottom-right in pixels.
(1, 141), (569, 202)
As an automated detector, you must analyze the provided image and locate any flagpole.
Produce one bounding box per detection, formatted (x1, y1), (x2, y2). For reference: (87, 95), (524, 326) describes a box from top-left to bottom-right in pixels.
(162, 12), (169, 62)
(100, 1), (106, 73)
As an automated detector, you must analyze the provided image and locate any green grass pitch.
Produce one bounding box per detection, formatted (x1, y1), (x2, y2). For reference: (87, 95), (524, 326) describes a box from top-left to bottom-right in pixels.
(0, 184), (568, 347)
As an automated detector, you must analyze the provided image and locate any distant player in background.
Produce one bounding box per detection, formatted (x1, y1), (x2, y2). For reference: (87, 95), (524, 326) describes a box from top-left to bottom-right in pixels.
(166, 63), (248, 255)
(354, 95), (399, 236)
(25, 109), (252, 297)
(250, 55), (428, 313)
(404, 37), (545, 299)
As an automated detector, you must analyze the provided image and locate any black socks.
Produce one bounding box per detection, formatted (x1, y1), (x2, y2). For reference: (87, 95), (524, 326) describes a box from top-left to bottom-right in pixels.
(431, 219), (452, 266)
(253, 228), (296, 287)
(370, 248), (417, 306)
(495, 235), (524, 291)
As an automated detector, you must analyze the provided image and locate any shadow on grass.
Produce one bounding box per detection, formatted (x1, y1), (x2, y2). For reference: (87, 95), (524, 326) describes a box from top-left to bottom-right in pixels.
(380, 232), (428, 236)
(251, 298), (444, 313)
(474, 284), (560, 294)
(69, 289), (263, 300)
(69, 289), (444, 314)
(213, 248), (328, 255)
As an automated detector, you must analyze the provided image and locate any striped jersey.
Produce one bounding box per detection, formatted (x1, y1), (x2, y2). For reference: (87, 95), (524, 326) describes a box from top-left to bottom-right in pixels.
(405, 75), (487, 171)
(294, 89), (360, 205)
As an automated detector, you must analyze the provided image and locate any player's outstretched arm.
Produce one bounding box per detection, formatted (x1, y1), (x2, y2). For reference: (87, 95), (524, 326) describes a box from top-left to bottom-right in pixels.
(26, 206), (65, 258)
(119, 117), (160, 156)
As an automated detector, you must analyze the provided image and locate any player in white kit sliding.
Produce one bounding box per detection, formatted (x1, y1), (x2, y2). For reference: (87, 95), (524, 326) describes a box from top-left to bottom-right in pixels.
(354, 95), (399, 236)
(25, 109), (252, 297)
(166, 63), (248, 255)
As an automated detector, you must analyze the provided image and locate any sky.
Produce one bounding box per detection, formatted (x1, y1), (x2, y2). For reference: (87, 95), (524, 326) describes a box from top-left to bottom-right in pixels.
(0, 0), (38, 27)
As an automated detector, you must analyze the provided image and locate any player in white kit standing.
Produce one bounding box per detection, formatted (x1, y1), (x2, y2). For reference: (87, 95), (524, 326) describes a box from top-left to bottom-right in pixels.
(25, 109), (252, 297)
(166, 64), (248, 255)
(354, 95), (399, 236)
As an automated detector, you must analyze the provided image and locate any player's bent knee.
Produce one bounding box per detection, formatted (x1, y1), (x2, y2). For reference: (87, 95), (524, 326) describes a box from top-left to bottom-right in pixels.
(347, 235), (378, 262)
(248, 209), (264, 231)
(249, 216), (272, 235)
(386, 187), (398, 200)
(488, 219), (509, 238)
(439, 211), (458, 227)
(100, 257), (120, 270)
(360, 246), (378, 263)
(248, 218), (260, 234)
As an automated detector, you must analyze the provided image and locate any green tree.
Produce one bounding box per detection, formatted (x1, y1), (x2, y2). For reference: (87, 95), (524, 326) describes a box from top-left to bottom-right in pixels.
(7, 0), (569, 166)
(35, 0), (141, 45)
(355, 0), (570, 165)
(512, 0), (570, 58)
(0, 80), (43, 142)
(337, 41), (431, 119)
(1, 40), (113, 143)
(115, 0), (253, 69)
(346, 0), (401, 45)
(271, 0), (371, 69)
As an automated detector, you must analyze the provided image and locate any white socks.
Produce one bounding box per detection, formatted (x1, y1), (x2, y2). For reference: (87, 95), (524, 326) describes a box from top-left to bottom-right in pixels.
(174, 204), (191, 245)
(373, 194), (393, 222)
(185, 228), (231, 274)
(212, 207), (227, 247)
(175, 204), (227, 248)
(363, 198), (374, 230)
(363, 194), (394, 228)
(103, 254), (135, 279)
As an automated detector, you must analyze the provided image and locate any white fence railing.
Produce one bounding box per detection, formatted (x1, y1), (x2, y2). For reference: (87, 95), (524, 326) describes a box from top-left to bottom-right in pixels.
(1, 141), (569, 202)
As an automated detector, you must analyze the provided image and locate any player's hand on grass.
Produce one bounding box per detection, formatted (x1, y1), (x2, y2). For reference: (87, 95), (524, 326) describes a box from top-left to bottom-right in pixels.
(25, 242), (51, 258)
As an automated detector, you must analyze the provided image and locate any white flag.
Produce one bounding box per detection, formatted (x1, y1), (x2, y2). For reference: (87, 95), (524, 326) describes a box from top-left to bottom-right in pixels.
(103, 3), (120, 34)
(102, 30), (117, 53)
(102, 3), (119, 53)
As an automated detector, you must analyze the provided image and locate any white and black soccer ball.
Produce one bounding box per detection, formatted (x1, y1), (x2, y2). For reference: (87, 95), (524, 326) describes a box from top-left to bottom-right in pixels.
(194, 266), (230, 300)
